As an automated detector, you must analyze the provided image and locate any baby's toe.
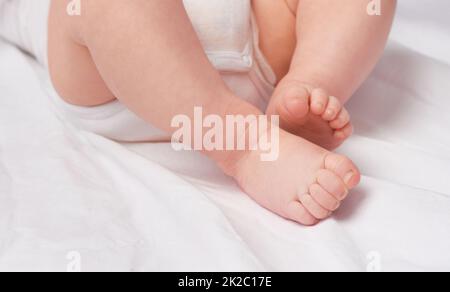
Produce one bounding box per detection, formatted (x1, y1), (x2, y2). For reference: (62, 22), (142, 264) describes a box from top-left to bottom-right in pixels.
(309, 184), (341, 211)
(322, 96), (342, 121)
(329, 108), (351, 130)
(285, 201), (319, 226)
(299, 193), (331, 220)
(280, 85), (311, 121)
(334, 123), (354, 141)
(324, 153), (361, 189)
(310, 88), (329, 115)
(316, 169), (349, 201)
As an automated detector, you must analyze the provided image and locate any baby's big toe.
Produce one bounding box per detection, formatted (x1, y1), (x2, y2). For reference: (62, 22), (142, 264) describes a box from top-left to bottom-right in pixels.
(324, 153), (361, 189)
(279, 85), (311, 122)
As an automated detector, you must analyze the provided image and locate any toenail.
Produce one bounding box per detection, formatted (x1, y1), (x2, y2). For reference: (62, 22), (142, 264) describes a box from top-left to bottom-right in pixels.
(344, 171), (354, 185)
(334, 131), (345, 140)
(326, 109), (335, 117)
(340, 189), (349, 200)
(333, 201), (341, 210)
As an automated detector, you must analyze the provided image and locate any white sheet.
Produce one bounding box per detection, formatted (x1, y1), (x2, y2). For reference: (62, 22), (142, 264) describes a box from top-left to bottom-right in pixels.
(0, 1), (449, 272)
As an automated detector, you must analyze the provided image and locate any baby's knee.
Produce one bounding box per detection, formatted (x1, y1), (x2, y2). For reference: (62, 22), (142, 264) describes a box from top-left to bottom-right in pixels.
(53, 0), (140, 44)
(73, 0), (176, 44)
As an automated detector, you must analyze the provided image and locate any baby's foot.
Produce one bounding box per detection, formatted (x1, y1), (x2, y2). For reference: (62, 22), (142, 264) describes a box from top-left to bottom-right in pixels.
(266, 78), (353, 150)
(231, 129), (360, 226)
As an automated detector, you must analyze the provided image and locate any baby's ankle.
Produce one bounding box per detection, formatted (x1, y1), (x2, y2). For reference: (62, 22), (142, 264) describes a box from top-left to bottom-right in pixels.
(205, 115), (281, 178)
(280, 72), (318, 92)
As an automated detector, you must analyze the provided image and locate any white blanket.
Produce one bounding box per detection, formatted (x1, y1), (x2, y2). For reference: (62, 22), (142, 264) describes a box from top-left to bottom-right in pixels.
(0, 1), (449, 271)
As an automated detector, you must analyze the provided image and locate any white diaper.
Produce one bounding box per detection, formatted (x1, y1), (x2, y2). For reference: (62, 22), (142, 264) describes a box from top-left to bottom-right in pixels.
(0, 0), (277, 142)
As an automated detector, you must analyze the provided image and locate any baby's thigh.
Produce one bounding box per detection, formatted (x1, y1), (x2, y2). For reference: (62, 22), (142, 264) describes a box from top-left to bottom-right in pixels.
(48, 0), (115, 106)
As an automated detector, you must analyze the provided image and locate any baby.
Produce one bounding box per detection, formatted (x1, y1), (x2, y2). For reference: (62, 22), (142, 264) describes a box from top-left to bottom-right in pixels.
(1, 0), (396, 225)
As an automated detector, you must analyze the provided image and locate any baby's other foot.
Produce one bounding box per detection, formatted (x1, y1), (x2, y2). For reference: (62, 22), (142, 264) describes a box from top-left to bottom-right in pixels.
(266, 78), (353, 150)
(232, 130), (361, 226)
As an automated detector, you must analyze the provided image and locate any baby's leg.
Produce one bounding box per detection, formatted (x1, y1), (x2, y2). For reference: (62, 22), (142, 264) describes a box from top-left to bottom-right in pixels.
(285, 0), (397, 103)
(49, 0), (259, 159)
(263, 0), (396, 149)
(49, 0), (360, 225)
(49, 0), (252, 164)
